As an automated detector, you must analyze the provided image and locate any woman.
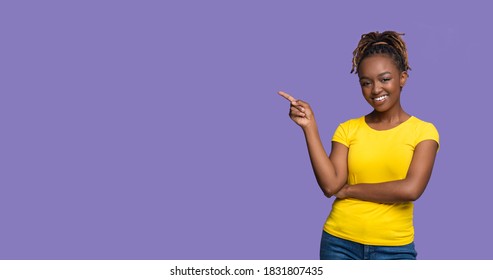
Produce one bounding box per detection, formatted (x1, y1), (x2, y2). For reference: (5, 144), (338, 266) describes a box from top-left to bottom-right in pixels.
(278, 31), (439, 260)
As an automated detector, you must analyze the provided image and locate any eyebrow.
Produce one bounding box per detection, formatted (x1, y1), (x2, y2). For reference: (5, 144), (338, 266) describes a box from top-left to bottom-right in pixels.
(359, 71), (392, 80)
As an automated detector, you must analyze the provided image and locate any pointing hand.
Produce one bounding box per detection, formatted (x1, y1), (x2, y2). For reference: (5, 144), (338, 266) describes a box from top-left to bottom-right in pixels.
(278, 91), (316, 129)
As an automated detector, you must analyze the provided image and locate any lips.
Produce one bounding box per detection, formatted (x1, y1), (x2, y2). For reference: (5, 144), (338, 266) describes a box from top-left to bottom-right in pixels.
(372, 94), (389, 102)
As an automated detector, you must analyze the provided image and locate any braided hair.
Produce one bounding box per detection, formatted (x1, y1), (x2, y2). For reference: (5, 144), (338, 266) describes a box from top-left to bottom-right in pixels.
(350, 31), (411, 74)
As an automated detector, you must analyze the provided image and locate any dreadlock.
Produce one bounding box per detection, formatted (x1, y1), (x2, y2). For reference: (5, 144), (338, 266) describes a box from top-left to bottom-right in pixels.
(350, 31), (411, 74)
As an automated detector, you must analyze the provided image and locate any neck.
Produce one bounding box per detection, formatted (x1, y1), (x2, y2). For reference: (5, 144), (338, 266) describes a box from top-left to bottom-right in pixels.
(368, 106), (409, 124)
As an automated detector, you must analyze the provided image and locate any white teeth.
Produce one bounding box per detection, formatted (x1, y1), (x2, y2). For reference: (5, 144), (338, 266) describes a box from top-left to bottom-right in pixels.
(374, 95), (388, 101)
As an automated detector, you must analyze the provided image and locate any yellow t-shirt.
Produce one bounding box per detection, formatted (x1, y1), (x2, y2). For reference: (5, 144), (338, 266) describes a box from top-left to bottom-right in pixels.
(324, 116), (439, 246)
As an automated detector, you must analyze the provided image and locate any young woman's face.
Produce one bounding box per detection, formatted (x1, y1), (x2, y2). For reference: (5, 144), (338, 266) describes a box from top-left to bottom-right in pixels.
(357, 55), (407, 113)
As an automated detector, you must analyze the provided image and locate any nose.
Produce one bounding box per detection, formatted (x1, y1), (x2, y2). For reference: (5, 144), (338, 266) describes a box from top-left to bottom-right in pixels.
(371, 83), (383, 95)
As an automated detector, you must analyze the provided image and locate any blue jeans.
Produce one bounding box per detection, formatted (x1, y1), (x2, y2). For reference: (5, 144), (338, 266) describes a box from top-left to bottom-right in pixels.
(320, 231), (417, 260)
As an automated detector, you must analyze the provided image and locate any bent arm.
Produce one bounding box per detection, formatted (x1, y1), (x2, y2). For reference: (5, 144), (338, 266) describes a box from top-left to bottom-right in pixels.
(338, 140), (438, 203)
(303, 125), (348, 197)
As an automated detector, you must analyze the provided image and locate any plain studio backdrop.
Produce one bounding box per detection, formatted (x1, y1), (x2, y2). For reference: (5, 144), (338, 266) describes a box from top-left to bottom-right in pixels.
(1, 0), (492, 259)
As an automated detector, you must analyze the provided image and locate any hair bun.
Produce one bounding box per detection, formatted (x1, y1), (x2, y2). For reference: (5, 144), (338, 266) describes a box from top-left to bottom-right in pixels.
(351, 31), (411, 74)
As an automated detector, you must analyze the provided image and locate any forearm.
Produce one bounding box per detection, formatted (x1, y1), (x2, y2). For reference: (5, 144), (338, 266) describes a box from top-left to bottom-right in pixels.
(344, 179), (423, 203)
(302, 125), (343, 196)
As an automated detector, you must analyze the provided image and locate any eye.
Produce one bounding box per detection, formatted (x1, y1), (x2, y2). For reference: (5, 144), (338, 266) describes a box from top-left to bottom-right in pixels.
(360, 81), (372, 87)
(381, 77), (392, 83)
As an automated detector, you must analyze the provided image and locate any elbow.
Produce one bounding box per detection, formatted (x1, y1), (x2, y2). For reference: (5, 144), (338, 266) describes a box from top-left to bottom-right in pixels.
(322, 189), (334, 198)
(403, 186), (425, 202)
(320, 183), (342, 198)
(317, 176), (347, 199)
(320, 185), (334, 198)
(406, 192), (421, 202)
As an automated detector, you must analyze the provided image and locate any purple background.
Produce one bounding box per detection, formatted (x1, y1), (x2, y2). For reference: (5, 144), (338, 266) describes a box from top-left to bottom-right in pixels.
(1, 1), (492, 259)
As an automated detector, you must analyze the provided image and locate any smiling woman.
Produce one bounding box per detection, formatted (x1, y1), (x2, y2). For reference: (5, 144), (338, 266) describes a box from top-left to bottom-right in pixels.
(358, 55), (409, 128)
(278, 31), (439, 260)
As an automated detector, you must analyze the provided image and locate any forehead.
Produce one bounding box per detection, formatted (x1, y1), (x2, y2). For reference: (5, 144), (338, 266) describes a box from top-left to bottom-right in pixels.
(358, 54), (399, 77)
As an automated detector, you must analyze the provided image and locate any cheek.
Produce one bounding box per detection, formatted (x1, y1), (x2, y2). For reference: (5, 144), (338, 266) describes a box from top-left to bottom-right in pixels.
(361, 88), (372, 100)
(393, 83), (403, 92)
(385, 82), (401, 92)
(360, 86), (371, 94)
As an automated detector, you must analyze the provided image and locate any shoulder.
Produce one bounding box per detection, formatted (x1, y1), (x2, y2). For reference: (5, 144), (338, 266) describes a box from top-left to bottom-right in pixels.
(407, 116), (440, 147)
(338, 115), (366, 129)
(333, 116), (364, 139)
(333, 116), (366, 141)
(408, 116), (439, 133)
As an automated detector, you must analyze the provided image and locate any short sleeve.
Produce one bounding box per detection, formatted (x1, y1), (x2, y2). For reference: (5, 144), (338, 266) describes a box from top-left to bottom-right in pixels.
(416, 122), (440, 151)
(332, 121), (350, 147)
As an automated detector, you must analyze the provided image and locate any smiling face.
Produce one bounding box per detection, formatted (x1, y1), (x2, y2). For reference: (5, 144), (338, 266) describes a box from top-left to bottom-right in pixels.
(358, 54), (408, 113)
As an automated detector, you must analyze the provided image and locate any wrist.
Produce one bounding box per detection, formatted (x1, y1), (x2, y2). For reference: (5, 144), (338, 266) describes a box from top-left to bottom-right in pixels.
(345, 184), (351, 198)
(301, 122), (318, 134)
(345, 184), (359, 199)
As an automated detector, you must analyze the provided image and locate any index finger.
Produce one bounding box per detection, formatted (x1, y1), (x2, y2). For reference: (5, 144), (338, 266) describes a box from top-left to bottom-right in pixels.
(277, 91), (297, 102)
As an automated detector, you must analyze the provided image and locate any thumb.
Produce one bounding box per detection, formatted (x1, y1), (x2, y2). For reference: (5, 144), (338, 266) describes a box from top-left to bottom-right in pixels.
(295, 99), (310, 107)
(294, 100), (312, 113)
